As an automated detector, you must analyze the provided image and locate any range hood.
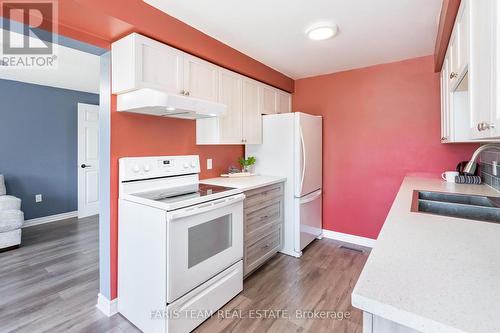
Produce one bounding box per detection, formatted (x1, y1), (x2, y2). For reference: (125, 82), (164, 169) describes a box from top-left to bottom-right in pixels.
(116, 88), (227, 119)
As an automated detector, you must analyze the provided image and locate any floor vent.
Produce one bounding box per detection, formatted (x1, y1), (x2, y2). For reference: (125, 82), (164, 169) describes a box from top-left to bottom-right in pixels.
(339, 245), (364, 254)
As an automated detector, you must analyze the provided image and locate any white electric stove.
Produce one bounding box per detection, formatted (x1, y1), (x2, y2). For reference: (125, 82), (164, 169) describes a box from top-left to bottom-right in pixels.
(118, 155), (244, 333)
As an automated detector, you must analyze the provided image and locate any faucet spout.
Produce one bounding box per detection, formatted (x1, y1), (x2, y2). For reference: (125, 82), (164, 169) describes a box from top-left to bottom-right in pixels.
(464, 144), (500, 175)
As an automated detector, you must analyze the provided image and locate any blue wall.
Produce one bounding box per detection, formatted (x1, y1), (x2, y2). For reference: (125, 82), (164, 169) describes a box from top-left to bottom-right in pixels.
(0, 79), (99, 220)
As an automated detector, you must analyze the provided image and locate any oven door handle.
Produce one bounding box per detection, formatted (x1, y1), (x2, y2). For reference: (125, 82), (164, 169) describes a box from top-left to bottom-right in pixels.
(169, 194), (245, 220)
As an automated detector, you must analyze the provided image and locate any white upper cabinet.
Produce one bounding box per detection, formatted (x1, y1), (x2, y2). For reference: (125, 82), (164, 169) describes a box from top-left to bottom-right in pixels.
(278, 90), (291, 114)
(112, 33), (184, 95)
(218, 70), (243, 143)
(262, 86), (278, 115)
(112, 32), (291, 145)
(440, 55), (451, 143)
(183, 55), (219, 102)
(469, 0), (497, 139)
(449, 0), (469, 86)
(242, 79), (263, 144)
(262, 86), (291, 115)
(440, 0), (500, 142)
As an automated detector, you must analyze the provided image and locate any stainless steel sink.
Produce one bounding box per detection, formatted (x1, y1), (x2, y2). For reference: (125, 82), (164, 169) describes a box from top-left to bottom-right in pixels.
(411, 190), (500, 223)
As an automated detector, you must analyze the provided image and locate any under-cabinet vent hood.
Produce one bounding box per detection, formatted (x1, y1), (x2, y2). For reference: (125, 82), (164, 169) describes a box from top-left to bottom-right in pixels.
(116, 88), (227, 119)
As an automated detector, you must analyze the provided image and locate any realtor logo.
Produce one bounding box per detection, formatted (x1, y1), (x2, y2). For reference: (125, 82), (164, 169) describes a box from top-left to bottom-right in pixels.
(1, 0), (58, 67)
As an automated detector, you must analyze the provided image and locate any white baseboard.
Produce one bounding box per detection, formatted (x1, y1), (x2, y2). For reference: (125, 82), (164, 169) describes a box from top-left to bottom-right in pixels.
(96, 293), (118, 317)
(23, 211), (78, 228)
(322, 229), (377, 248)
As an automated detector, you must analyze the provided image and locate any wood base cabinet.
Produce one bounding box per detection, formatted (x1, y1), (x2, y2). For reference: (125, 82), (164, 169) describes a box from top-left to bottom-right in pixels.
(243, 183), (284, 277)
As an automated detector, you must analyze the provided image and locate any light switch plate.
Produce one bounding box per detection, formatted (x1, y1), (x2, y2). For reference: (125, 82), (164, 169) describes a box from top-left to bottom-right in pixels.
(35, 194), (42, 203)
(207, 159), (213, 170)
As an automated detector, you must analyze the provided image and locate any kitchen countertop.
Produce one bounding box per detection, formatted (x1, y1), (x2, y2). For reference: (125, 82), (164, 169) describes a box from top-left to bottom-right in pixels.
(200, 175), (286, 192)
(352, 176), (500, 333)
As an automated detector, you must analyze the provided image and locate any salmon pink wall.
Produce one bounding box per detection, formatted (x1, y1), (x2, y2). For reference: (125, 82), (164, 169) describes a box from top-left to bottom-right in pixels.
(109, 97), (243, 299)
(293, 56), (478, 239)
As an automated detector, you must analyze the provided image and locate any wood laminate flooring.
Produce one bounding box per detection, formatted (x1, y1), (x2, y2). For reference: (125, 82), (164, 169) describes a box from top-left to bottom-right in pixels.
(0, 217), (369, 333)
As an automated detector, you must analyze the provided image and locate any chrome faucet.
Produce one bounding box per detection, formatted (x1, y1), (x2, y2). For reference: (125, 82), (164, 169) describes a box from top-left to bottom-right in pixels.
(464, 144), (500, 174)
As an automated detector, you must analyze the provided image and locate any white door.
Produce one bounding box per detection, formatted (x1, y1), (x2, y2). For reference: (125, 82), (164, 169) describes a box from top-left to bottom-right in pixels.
(78, 103), (99, 218)
(218, 69), (243, 143)
(139, 36), (184, 95)
(183, 55), (219, 102)
(278, 91), (291, 114)
(262, 86), (278, 115)
(242, 79), (262, 144)
(294, 112), (323, 197)
(470, 0), (495, 139)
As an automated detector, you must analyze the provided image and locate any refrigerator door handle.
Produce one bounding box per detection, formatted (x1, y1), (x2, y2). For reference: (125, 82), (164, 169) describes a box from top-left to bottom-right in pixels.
(299, 126), (306, 195)
(299, 189), (322, 204)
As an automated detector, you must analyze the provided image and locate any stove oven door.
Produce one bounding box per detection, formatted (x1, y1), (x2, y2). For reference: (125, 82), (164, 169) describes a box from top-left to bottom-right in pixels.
(166, 194), (244, 303)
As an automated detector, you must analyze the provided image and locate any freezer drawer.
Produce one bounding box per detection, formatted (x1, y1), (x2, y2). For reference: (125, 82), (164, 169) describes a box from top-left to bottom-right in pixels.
(296, 189), (323, 251)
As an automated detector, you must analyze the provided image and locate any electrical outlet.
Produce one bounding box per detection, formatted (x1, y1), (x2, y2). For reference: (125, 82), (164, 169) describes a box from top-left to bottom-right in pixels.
(493, 161), (498, 176)
(35, 194), (42, 203)
(207, 159), (213, 170)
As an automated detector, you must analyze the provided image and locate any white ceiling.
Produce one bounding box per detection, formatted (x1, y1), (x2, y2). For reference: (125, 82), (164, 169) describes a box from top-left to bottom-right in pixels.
(0, 29), (100, 93)
(144, 0), (442, 79)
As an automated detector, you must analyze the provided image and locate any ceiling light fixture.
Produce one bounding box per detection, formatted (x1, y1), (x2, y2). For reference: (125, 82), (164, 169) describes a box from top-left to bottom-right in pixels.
(306, 24), (338, 41)
(166, 107), (176, 111)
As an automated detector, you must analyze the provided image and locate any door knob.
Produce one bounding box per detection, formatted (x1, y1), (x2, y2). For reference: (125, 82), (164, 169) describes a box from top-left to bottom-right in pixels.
(81, 164), (91, 168)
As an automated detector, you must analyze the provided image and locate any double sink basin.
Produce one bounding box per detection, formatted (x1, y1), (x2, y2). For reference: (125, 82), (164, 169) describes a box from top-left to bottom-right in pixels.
(412, 190), (500, 223)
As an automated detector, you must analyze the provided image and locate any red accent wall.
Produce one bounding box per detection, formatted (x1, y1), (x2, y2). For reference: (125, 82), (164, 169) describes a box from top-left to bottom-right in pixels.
(293, 56), (478, 239)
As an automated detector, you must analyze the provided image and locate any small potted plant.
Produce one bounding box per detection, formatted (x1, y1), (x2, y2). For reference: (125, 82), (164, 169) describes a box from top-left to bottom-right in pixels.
(238, 156), (256, 174)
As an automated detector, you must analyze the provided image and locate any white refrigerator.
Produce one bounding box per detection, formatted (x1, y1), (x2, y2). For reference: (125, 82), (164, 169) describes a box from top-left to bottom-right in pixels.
(246, 112), (322, 257)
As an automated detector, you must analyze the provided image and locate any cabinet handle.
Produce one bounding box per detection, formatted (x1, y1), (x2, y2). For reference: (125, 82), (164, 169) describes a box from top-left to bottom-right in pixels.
(449, 72), (458, 79)
(261, 243), (271, 249)
(242, 139), (247, 143)
(477, 122), (495, 131)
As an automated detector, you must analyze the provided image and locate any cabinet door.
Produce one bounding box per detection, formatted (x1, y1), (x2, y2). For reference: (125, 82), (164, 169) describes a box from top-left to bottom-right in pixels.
(449, 1), (469, 83)
(492, 0), (500, 138)
(183, 55), (219, 102)
(242, 79), (262, 144)
(441, 56), (451, 142)
(262, 86), (278, 115)
(112, 33), (183, 94)
(218, 70), (243, 143)
(470, 0), (495, 139)
(139, 37), (184, 95)
(278, 91), (291, 114)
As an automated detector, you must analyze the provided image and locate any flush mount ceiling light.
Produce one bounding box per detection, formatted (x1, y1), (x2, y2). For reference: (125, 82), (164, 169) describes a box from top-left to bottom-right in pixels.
(166, 107), (176, 111)
(306, 24), (338, 41)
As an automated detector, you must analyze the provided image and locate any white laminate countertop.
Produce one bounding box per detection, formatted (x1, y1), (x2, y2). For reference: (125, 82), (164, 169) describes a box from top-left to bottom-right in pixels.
(200, 175), (286, 192)
(352, 176), (500, 333)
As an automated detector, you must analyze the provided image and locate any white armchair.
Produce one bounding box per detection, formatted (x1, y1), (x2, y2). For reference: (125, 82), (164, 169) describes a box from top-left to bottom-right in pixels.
(0, 175), (24, 251)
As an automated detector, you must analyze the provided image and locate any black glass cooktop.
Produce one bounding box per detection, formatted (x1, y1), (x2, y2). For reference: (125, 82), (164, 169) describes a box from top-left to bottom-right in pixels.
(133, 183), (235, 204)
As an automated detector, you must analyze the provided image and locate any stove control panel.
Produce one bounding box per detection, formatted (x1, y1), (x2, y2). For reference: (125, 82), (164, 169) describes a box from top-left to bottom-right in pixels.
(119, 155), (201, 182)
